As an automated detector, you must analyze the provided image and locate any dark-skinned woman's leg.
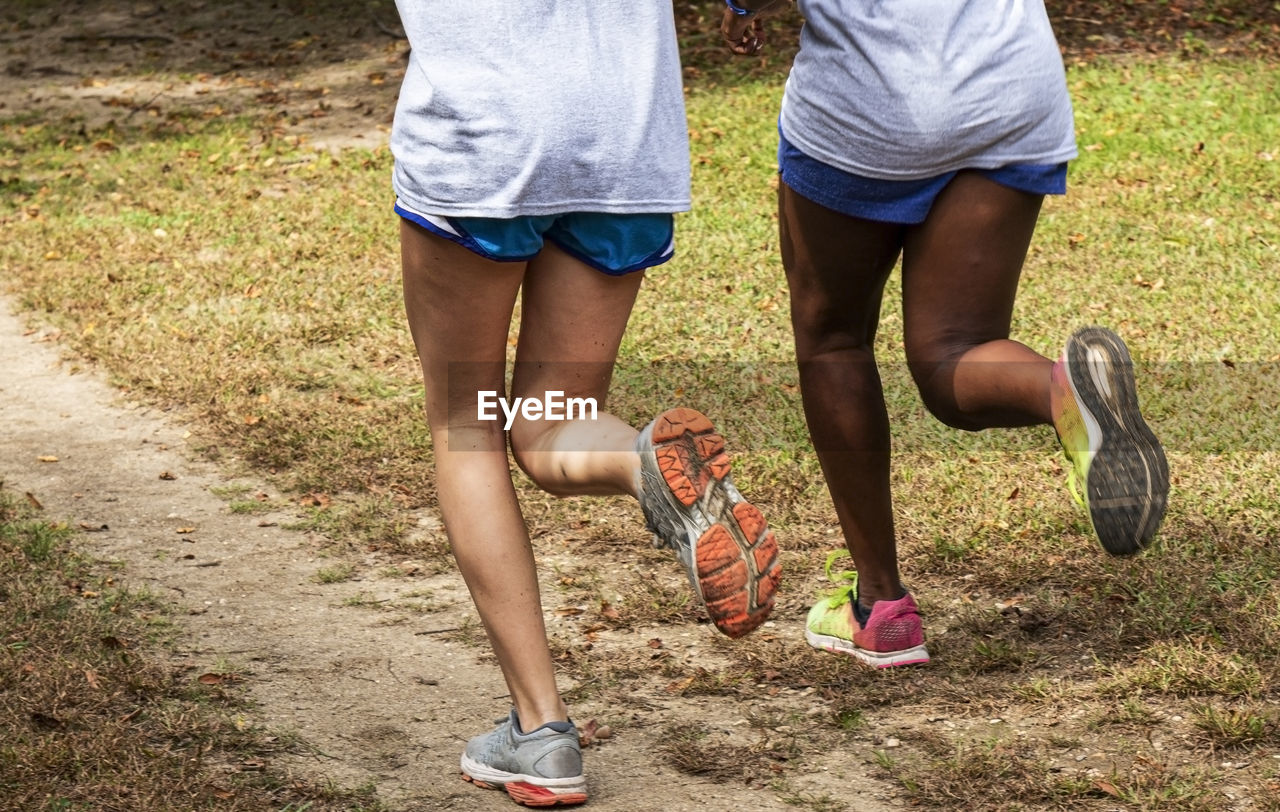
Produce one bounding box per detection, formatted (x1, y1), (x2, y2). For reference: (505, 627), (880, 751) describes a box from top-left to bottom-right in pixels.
(780, 182), (907, 606)
(899, 172), (1052, 431)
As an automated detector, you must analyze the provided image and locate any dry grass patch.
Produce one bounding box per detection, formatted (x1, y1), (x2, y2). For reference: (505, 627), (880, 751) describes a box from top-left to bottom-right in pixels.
(658, 720), (798, 787)
(1100, 639), (1268, 699)
(0, 488), (384, 811)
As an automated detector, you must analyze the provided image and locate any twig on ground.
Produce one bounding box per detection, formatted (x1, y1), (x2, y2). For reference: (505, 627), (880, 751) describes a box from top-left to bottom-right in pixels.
(63, 33), (175, 45)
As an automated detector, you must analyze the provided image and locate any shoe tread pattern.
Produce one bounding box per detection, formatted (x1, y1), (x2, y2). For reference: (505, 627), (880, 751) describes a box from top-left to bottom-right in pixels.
(650, 408), (781, 638)
(1066, 327), (1170, 555)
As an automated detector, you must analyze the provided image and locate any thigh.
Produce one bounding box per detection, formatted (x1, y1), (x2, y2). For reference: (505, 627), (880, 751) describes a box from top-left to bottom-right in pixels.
(900, 171), (1044, 364)
(400, 218), (525, 445)
(510, 241), (645, 407)
(779, 182), (905, 358)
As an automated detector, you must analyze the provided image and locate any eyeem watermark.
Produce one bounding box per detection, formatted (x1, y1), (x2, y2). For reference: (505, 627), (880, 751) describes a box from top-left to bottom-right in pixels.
(477, 390), (598, 430)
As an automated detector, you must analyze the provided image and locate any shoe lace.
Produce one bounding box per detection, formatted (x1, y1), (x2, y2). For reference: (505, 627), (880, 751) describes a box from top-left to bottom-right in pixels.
(819, 549), (859, 609)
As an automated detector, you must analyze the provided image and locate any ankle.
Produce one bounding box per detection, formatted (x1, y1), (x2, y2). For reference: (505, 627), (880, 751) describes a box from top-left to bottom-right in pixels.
(515, 702), (571, 734)
(854, 578), (906, 607)
(1048, 357), (1069, 428)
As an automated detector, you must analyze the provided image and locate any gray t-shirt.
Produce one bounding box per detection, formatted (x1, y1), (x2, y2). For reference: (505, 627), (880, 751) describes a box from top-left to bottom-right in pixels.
(390, 2), (691, 218)
(779, 0), (1078, 180)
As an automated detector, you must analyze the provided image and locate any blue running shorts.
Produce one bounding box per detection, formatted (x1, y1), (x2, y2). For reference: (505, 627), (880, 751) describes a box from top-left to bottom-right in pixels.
(395, 200), (675, 276)
(778, 130), (1068, 225)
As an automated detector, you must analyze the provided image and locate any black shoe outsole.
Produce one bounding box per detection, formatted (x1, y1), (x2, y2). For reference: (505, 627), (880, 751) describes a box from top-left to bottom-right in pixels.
(1065, 327), (1170, 556)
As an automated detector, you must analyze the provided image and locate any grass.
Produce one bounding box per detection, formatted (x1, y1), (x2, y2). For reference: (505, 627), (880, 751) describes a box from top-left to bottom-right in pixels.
(313, 562), (357, 584)
(2, 1), (1279, 809)
(0, 487), (385, 811)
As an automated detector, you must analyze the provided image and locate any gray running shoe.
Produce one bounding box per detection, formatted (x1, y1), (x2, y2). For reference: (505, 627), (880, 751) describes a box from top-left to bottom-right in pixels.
(636, 407), (781, 638)
(1053, 326), (1169, 555)
(460, 710), (586, 807)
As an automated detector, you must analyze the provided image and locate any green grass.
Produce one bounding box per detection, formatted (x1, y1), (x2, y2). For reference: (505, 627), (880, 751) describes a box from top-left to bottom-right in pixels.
(2, 6), (1279, 809)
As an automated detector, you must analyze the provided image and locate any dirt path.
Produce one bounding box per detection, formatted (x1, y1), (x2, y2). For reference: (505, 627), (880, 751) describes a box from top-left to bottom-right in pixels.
(0, 306), (903, 812)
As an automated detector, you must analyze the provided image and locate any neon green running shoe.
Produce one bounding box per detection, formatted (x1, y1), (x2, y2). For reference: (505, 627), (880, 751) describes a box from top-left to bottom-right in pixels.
(804, 551), (929, 668)
(1052, 327), (1169, 556)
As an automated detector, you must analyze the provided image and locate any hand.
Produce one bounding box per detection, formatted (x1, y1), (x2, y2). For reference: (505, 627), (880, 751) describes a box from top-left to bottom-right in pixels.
(720, 1), (791, 56)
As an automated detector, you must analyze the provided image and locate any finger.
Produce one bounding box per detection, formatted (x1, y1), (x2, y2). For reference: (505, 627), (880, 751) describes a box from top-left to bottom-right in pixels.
(734, 20), (764, 55)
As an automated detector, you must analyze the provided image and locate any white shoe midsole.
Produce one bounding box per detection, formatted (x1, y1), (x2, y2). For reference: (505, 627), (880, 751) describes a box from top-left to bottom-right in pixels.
(460, 754), (586, 792)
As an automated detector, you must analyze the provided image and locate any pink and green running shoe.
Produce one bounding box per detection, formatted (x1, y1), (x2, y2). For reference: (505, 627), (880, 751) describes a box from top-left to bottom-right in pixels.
(804, 552), (929, 668)
(1052, 327), (1169, 556)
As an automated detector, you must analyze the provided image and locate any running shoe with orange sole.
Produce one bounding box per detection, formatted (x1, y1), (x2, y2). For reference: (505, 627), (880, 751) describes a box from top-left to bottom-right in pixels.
(636, 408), (782, 639)
(460, 710), (587, 807)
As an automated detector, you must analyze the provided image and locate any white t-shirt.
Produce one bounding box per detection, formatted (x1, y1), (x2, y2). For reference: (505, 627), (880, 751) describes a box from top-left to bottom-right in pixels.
(390, 2), (691, 218)
(780, 0), (1078, 179)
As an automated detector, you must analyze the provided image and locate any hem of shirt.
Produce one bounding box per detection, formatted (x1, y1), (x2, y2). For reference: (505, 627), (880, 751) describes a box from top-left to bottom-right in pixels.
(778, 114), (1079, 183)
(390, 187), (691, 220)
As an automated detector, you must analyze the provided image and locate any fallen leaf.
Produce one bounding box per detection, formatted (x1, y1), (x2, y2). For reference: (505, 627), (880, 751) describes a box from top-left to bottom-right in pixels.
(158, 471), (177, 480)
(1094, 780), (1121, 798)
(578, 718), (613, 747)
(665, 674), (697, 694)
(176, 526), (196, 534)
(24, 492), (43, 509)
(555, 606), (584, 617)
(300, 492), (331, 508)
(37, 455), (59, 463)
(84, 669), (101, 690)
(197, 672), (241, 685)
(647, 638), (663, 649)
(79, 522), (109, 532)
(599, 601), (620, 621)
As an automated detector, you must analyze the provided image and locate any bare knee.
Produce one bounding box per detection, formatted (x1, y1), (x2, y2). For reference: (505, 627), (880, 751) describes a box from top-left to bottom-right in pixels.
(511, 418), (590, 497)
(906, 341), (983, 432)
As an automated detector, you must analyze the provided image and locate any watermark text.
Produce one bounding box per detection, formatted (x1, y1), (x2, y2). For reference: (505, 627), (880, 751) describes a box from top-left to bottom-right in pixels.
(477, 390), (598, 430)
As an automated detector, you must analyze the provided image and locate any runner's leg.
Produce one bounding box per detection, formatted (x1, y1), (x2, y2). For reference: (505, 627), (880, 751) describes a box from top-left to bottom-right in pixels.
(507, 242), (646, 498)
(400, 219), (568, 731)
(899, 171), (1052, 430)
(779, 182), (907, 606)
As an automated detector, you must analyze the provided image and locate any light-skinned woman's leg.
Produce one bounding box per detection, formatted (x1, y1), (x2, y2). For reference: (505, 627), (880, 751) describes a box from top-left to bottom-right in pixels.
(400, 220), (568, 732)
(507, 242), (646, 499)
